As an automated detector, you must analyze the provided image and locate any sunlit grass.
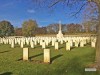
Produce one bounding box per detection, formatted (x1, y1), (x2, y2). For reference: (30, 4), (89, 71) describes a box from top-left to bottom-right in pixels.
(0, 43), (99, 75)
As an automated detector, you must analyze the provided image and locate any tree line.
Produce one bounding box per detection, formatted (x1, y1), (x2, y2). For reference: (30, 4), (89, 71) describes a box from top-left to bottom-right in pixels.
(0, 19), (97, 37)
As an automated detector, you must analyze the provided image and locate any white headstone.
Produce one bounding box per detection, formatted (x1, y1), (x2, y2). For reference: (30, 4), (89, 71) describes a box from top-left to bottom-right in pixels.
(80, 41), (84, 47)
(75, 41), (79, 47)
(42, 42), (46, 49)
(52, 40), (55, 46)
(91, 41), (95, 47)
(66, 42), (70, 50)
(11, 41), (14, 48)
(21, 42), (24, 48)
(45, 40), (49, 46)
(23, 48), (29, 60)
(55, 42), (58, 50)
(30, 41), (34, 48)
(44, 49), (50, 63)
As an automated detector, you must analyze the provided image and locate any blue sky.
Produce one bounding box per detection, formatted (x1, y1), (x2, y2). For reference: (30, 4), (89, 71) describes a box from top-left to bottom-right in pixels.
(0, 0), (86, 27)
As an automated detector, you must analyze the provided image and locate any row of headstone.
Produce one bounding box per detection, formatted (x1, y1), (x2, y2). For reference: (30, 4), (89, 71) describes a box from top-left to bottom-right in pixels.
(0, 36), (96, 49)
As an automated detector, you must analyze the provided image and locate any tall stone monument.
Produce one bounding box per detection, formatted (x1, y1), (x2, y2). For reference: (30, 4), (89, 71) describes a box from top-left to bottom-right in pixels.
(57, 21), (63, 38)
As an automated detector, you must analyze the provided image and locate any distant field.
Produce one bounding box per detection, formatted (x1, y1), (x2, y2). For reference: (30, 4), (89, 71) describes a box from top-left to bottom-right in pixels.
(0, 43), (99, 75)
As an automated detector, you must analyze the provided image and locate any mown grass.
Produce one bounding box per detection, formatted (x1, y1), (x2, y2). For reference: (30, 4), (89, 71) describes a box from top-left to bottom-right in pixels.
(0, 43), (99, 75)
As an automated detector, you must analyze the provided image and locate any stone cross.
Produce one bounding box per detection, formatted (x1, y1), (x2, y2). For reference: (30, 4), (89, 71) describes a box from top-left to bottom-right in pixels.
(59, 20), (61, 31)
(57, 21), (63, 38)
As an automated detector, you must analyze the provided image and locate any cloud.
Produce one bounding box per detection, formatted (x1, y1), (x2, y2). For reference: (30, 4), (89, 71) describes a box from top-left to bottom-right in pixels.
(27, 9), (35, 13)
(0, 2), (15, 8)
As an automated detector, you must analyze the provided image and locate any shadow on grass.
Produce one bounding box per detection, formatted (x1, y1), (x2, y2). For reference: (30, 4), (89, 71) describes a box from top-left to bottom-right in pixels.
(70, 47), (75, 50)
(17, 53), (43, 61)
(0, 50), (11, 53)
(29, 53), (43, 60)
(46, 46), (54, 48)
(17, 58), (23, 61)
(59, 47), (63, 50)
(34, 45), (41, 49)
(0, 72), (12, 75)
(51, 54), (63, 63)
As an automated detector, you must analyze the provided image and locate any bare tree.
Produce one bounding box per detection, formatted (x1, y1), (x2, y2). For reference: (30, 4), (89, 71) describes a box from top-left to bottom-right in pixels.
(67, 23), (82, 33)
(31, 0), (100, 69)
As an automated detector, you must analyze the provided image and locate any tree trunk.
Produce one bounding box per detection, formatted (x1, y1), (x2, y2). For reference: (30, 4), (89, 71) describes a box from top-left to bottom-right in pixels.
(95, 3), (100, 69)
(96, 21), (100, 69)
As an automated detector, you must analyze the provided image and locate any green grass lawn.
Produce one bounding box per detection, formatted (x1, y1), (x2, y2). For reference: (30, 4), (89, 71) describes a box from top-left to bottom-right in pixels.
(0, 43), (99, 75)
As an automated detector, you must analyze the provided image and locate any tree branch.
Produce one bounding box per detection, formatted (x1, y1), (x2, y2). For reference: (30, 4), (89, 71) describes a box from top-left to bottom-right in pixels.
(48, 0), (63, 8)
(71, 2), (88, 17)
(66, 0), (69, 6)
